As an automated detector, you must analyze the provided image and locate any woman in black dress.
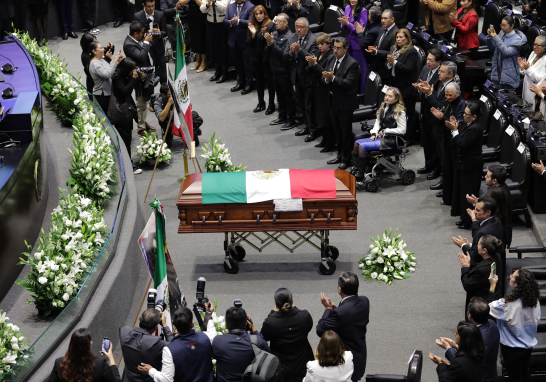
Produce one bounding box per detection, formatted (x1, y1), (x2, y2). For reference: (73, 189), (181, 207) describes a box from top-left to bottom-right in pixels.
(247, 5), (276, 113)
(201, 0), (230, 83)
(181, 0), (208, 71)
(306, 33), (334, 151)
(260, 288), (314, 382)
(80, 34), (96, 93)
(445, 102), (483, 229)
(27, 0), (49, 46)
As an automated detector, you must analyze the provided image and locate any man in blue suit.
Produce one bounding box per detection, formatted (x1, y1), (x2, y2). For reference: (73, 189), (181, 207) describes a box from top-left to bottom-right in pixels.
(438, 297), (500, 382)
(317, 272), (370, 382)
(223, 0), (255, 95)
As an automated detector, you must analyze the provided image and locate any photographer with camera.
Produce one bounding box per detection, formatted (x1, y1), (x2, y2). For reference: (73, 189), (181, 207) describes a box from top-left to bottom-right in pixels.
(152, 84), (174, 147)
(123, 21), (158, 137)
(119, 309), (174, 382)
(212, 303), (270, 382)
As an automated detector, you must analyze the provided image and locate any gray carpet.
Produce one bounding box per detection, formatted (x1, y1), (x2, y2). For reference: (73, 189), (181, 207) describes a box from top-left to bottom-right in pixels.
(29, 22), (541, 381)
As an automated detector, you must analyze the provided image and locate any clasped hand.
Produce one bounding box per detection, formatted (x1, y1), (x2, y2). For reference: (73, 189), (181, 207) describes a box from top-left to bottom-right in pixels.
(518, 57), (531, 70)
(322, 69), (334, 81)
(429, 353), (449, 365)
(264, 32), (274, 44)
(306, 55), (317, 66)
(445, 115), (458, 131)
(354, 21), (364, 34)
(320, 292), (336, 309)
(529, 82), (546, 98)
(365, 46), (378, 54)
(386, 54), (395, 65)
(229, 14), (239, 24)
(451, 235), (470, 248)
(457, 251), (471, 268)
(430, 107), (444, 120)
(449, 12), (456, 21)
(290, 41), (301, 53)
(413, 79), (432, 95)
(532, 159), (545, 174)
(435, 336), (457, 350)
(337, 16), (350, 26)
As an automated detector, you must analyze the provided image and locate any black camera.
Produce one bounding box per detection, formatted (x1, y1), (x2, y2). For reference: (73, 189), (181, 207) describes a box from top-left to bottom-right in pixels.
(147, 289), (168, 312)
(233, 299), (243, 308)
(155, 299), (167, 312)
(105, 44), (115, 55)
(146, 31), (161, 37)
(137, 66), (155, 74)
(195, 277), (209, 313)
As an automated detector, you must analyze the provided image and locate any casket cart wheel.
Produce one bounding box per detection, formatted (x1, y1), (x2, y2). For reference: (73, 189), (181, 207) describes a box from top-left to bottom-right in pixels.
(319, 258), (336, 275)
(229, 245), (246, 261)
(401, 169), (416, 185)
(223, 257), (239, 274)
(324, 245), (339, 261)
(366, 181), (378, 193)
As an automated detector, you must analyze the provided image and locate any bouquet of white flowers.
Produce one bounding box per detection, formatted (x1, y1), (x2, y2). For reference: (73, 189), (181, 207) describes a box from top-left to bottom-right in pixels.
(201, 133), (246, 173)
(17, 191), (109, 315)
(135, 132), (172, 164)
(0, 310), (30, 378)
(359, 228), (416, 285)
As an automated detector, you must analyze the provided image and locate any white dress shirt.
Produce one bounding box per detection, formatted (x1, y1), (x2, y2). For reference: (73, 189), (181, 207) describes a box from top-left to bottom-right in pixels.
(305, 351), (354, 382)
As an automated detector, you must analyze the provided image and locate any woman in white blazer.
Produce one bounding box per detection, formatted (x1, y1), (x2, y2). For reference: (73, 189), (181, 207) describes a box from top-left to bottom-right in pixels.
(519, 35), (546, 104)
(305, 331), (354, 382)
(200, 0), (231, 82)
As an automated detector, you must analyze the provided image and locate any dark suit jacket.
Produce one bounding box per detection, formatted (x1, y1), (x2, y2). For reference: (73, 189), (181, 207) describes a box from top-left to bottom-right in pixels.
(418, 65), (439, 125)
(321, 54), (360, 111)
(283, 30), (319, 87)
(452, 121), (483, 171)
(119, 326), (174, 382)
(160, 0), (185, 23)
(261, 307), (314, 380)
(373, 24), (399, 82)
(133, 10), (168, 56)
(423, 79), (454, 131)
(380, 0), (395, 10)
(498, 183), (513, 247)
(316, 295), (370, 381)
(212, 330), (270, 382)
(463, 217), (504, 263)
(0, 0), (15, 20)
(49, 357), (121, 382)
(122, 36), (153, 96)
(437, 354), (485, 382)
(358, 21), (382, 61)
(223, 1), (255, 48)
(461, 255), (501, 309)
(390, 47), (419, 100)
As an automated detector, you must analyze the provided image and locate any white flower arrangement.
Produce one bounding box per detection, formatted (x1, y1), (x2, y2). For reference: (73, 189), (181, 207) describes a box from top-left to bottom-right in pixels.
(135, 132), (172, 164)
(0, 310), (30, 377)
(359, 228), (416, 285)
(201, 132), (246, 173)
(17, 192), (109, 315)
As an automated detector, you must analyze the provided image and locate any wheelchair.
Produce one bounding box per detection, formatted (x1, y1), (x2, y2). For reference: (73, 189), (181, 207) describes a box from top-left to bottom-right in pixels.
(355, 135), (416, 193)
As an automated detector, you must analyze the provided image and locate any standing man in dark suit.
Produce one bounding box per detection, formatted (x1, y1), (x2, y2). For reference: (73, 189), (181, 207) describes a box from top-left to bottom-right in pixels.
(161, 0), (185, 55)
(322, 37), (360, 169)
(224, 0), (255, 94)
(57, 0), (78, 40)
(437, 297), (500, 382)
(365, 9), (397, 86)
(134, 0), (168, 84)
(283, 17), (319, 137)
(0, 0), (15, 41)
(123, 21), (157, 136)
(355, 6), (382, 71)
(119, 309), (174, 382)
(415, 49), (442, 178)
(79, 0), (99, 34)
(317, 272), (370, 382)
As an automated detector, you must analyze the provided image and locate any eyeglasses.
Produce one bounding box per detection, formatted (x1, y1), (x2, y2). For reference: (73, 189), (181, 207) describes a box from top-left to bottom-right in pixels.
(333, 46), (344, 51)
(534, 44), (545, 47)
(463, 112), (474, 116)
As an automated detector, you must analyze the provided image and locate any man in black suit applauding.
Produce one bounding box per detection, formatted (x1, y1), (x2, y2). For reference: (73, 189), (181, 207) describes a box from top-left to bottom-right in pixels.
(355, 6), (382, 71)
(322, 37), (360, 170)
(283, 17), (319, 137)
(365, 9), (398, 86)
(317, 272), (370, 382)
(134, 0), (168, 84)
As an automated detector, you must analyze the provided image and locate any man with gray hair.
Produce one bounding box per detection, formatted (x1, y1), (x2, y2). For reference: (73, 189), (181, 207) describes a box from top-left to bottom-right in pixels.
(355, 6), (383, 68)
(283, 17), (319, 138)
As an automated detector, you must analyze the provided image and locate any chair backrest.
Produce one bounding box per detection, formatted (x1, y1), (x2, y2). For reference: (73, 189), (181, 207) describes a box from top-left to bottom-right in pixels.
(487, 109), (508, 149)
(498, 125), (520, 165)
(406, 350), (423, 382)
(511, 143), (531, 184)
(481, 2), (500, 36)
(514, 14), (530, 35)
(479, 96), (495, 136)
(526, 25), (541, 51)
(308, 0), (322, 25)
(323, 6), (343, 34)
(393, 0), (408, 26)
(364, 71), (382, 108)
(414, 46), (425, 72)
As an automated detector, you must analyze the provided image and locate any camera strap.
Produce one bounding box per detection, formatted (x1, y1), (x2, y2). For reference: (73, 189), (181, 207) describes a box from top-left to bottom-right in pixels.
(192, 304), (207, 332)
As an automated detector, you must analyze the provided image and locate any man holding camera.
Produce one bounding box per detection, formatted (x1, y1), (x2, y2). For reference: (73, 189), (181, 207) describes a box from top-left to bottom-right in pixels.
(120, 309), (174, 382)
(123, 21), (158, 137)
(152, 84), (175, 147)
(212, 305), (269, 382)
(134, 0), (168, 84)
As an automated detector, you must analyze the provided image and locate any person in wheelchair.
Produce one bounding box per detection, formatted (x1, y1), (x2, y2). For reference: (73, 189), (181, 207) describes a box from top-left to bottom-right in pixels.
(351, 87), (407, 180)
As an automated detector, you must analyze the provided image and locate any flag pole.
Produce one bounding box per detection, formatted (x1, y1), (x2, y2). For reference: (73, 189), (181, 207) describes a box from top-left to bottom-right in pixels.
(144, 109), (174, 203)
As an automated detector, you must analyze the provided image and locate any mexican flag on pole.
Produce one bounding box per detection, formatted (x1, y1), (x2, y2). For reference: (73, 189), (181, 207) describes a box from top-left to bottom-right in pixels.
(168, 17), (194, 146)
(151, 198), (172, 332)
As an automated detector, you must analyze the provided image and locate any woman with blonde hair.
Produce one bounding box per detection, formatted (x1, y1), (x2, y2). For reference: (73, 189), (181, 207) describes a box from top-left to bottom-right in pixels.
(305, 330), (353, 382)
(350, 87), (406, 180)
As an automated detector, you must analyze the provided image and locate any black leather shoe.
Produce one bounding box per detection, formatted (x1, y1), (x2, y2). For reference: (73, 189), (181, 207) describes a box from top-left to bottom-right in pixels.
(265, 105), (275, 115)
(68, 32), (78, 39)
(62, 34), (68, 40)
(253, 103), (266, 113)
(305, 133), (320, 142)
(270, 117), (288, 125)
(436, 191), (443, 197)
(320, 146), (336, 153)
(315, 140), (325, 148)
(455, 220), (465, 226)
(427, 170), (441, 180)
(295, 129), (308, 137)
(241, 86), (253, 95)
(114, 20), (124, 28)
(327, 156), (342, 165)
(337, 163), (350, 170)
(430, 181), (443, 190)
(210, 73), (220, 82)
(458, 224), (471, 229)
(280, 120), (298, 130)
(231, 84), (243, 92)
(417, 167), (430, 175)
(216, 75), (228, 83)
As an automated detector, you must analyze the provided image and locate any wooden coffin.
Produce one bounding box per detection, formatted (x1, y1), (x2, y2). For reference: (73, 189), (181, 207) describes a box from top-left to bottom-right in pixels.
(177, 170), (357, 233)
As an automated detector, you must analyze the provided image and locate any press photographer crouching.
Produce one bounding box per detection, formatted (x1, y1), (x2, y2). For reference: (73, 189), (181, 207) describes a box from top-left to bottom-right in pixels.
(212, 302), (270, 382)
(119, 309), (173, 382)
(152, 84), (174, 148)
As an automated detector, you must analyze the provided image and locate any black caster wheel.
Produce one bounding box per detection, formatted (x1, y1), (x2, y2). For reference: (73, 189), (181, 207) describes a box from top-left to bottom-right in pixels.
(401, 169), (416, 185)
(326, 245), (339, 261)
(223, 257), (239, 274)
(366, 181), (378, 193)
(229, 245), (246, 261)
(319, 258), (336, 275)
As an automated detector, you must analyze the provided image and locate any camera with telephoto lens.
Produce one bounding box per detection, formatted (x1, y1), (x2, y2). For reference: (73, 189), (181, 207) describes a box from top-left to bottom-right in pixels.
(195, 277), (209, 313)
(137, 66), (155, 74)
(147, 288), (168, 312)
(146, 31), (161, 37)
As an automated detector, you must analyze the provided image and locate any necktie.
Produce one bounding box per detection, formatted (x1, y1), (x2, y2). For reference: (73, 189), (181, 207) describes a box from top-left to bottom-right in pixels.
(147, 16), (153, 30)
(237, 4), (242, 17)
(299, 37), (303, 46)
(378, 28), (388, 48)
(427, 69), (432, 83)
(334, 60), (340, 75)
